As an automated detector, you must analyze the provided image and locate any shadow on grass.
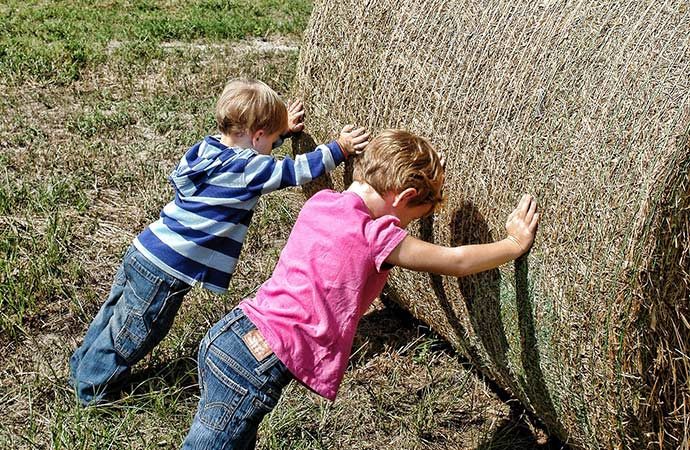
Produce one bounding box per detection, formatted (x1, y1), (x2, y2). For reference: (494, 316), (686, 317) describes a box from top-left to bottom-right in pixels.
(120, 355), (199, 400)
(476, 405), (561, 450)
(355, 301), (567, 449)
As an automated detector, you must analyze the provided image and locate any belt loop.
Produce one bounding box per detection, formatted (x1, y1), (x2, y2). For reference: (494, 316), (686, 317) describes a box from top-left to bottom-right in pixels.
(254, 353), (279, 376)
(209, 307), (243, 342)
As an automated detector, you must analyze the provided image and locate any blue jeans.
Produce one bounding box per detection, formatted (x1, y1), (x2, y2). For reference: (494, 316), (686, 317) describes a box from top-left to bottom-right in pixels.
(69, 245), (192, 405)
(182, 307), (292, 450)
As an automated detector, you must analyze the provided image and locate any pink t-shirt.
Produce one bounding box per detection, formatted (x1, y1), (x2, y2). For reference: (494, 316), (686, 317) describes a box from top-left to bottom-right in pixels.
(240, 189), (407, 400)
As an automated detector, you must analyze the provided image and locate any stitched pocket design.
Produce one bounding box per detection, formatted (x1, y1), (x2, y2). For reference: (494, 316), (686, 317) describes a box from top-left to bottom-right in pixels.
(199, 357), (247, 432)
(113, 254), (163, 363)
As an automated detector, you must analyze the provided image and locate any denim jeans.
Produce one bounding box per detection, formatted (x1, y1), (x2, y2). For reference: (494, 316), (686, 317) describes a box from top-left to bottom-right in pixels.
(182, 307), (292, 450)
(69, 244), (191, 405)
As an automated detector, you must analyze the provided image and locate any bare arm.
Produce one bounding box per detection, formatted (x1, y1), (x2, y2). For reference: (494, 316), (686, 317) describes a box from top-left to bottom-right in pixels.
(386, 236), (524, 277)
(385, 194), (540, 277)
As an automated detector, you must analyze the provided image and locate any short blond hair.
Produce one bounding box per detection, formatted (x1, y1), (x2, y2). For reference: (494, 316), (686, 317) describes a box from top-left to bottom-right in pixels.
(353, 129), (444, 208)
(215, 79), (288, 136)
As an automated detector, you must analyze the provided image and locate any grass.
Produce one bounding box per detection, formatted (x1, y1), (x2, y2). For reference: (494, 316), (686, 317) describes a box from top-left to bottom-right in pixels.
(0, 212), (81, 338)
(0, 0), (311, 84)
(0, 1), (551, 448)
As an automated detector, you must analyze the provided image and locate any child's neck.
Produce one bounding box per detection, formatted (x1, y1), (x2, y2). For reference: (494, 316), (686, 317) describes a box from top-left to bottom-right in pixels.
(220, 132), (252, 149)
(346, 181), (394, 219)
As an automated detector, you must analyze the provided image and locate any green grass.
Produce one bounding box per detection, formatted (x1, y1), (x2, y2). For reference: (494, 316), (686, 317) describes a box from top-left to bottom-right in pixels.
(68, 107), (136, 138)
(0, 152), (90, 336)
(0, 0), (311, 84)
(0, 174), (90, 215)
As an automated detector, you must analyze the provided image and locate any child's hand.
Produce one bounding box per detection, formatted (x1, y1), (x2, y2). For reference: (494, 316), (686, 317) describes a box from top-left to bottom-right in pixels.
(505, 194), (540, 254)
(286, 100), (305, 135)
(336, 125), (370, 156)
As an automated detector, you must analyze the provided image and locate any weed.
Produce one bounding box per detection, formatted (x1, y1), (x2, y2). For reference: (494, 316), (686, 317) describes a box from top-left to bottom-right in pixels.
(68, 108), (135, 138)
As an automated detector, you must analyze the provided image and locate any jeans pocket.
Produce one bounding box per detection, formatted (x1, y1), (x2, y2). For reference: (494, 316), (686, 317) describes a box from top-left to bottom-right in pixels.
(114, 314), (148, 362)
(199, 358), (248, 432)
(113, 254), (164, 363)
(123, 254), (163, 315)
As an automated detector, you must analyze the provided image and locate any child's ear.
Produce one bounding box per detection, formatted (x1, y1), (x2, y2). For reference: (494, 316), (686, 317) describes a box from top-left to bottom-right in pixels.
(251, 129), (265, 145)
(392, 188), (418, 207)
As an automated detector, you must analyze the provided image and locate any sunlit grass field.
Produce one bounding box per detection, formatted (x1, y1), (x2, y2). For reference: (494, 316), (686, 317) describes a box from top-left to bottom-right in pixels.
(0, 1), (548, 448)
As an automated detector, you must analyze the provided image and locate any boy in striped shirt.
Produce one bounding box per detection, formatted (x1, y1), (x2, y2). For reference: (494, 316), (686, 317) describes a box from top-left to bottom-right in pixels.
(69, 79), (369, 405)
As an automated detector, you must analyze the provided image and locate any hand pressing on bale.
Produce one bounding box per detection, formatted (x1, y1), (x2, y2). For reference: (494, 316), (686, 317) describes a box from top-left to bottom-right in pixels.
(386, 194), (540, 278)
(285, 100), (305, 135)
(505, 193), (539, 255)
(336, 125), (370, 156)
(274, 100), (305, 149)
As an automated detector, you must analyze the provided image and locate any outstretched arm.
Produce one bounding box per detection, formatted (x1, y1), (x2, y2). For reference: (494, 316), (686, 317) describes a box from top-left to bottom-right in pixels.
(247, 125), (370, 193)
(386, 194), (539, 277)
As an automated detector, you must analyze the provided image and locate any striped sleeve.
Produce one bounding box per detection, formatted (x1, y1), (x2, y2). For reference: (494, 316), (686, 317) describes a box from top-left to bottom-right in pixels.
(244, 141), (345, 194)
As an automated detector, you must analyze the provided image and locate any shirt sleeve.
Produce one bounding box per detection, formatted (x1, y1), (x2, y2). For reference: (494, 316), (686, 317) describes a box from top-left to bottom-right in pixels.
(243, 141), (346, 194)
(366, 215), (408, 272)
(271, 136), (285, 149)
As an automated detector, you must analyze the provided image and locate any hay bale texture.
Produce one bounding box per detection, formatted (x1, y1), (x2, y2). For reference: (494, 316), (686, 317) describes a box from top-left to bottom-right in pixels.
(291, 1), (690, 448)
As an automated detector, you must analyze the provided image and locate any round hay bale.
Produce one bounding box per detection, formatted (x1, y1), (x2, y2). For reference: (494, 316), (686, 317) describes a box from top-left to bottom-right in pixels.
(291, 1), (690, 448)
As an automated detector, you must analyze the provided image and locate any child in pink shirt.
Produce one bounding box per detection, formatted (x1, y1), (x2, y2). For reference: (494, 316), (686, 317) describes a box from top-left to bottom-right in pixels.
(182, 129), (540, 449)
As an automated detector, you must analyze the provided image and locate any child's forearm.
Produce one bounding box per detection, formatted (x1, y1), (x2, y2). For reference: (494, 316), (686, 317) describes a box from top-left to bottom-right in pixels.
(246, 141), (342, 193)
(449, 238), (523, 277)
(388, 195), (538, 277)
(386, 235), (525, 277)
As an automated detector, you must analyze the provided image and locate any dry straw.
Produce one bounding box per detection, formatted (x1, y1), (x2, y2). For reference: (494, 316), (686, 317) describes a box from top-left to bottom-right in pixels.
(292, 0), (690, 448)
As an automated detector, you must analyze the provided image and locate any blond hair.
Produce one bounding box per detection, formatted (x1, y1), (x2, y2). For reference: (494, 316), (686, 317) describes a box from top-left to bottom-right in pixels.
(353, 129), (444, 208)
(215, 79), (288, 136)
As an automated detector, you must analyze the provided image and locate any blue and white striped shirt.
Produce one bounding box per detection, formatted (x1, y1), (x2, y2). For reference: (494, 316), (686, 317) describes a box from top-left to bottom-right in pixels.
(134, 135), (345, 293)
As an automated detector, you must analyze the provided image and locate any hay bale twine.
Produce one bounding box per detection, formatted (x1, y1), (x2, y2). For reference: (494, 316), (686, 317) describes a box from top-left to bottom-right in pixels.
(291, 1), (690, 448)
